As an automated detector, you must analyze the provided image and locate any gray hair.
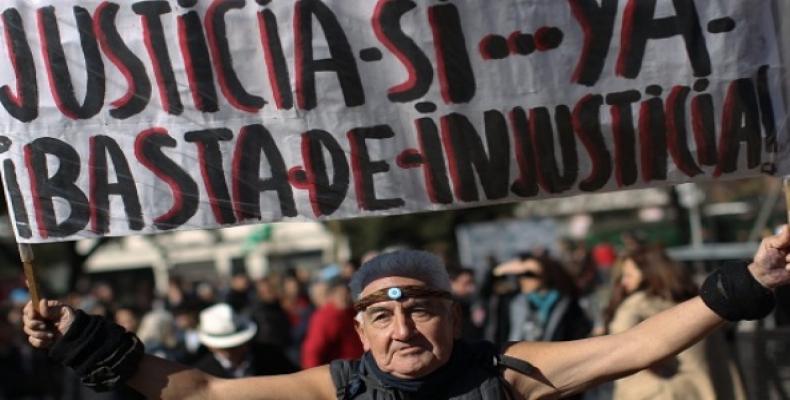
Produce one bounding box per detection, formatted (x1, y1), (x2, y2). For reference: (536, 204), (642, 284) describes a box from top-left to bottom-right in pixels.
(349, 250), (451, 300)
(136, 309), (177, 349)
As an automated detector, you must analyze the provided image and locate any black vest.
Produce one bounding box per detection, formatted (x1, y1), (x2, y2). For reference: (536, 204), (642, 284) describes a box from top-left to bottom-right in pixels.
(330, 340), (527, 400)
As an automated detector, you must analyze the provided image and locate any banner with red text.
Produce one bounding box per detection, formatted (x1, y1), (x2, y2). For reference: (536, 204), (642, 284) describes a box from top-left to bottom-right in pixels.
(0, 0), (785, 243)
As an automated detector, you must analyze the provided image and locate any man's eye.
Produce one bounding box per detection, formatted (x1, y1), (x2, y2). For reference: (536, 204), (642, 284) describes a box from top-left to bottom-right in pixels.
(372, 313), (391, 322)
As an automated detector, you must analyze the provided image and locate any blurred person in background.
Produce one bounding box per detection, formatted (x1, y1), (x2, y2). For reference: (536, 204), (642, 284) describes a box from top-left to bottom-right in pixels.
(194, 303), (297, 378)
(604, 246), (745, 400)
(195, 281), (217, 310)
(75, 281), (116, 320)
(172, 305), (206, 365)
(164, 277), (192, 311)
(301, 278), (363, 368)
(449, 267), (484, 340)
(251, 276), (292, 349)
(136, 309), (181, 362)
(280, 270), (313, 362)
(478, 254), (519, 344)
(114, 306), (141, 333)
(131, 281), (155, 313)
(226, 272), (255, 312)
(308, 279), (329, 309)
(92, 282), (115, 312)
(6, 288), (29, 328)
(307, 263), (343, 309)
(569, 242), (615, 337)
(495, 254), (592, 343)
(340, 259), (360, 280)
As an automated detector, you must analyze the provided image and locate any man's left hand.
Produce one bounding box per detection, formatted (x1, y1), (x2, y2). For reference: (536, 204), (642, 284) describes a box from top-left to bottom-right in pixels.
(749, 225), (790, 290)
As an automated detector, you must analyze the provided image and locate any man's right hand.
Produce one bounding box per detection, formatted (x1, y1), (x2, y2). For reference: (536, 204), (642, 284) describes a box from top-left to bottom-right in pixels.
(22, 299), (76, 349)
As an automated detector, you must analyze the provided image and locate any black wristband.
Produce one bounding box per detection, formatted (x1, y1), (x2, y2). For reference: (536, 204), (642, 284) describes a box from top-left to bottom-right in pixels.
(49, 310), (145, 391)
(700, 261), (776, 321)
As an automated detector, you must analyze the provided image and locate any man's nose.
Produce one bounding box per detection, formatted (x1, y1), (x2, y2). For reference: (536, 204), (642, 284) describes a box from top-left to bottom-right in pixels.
(391, 309), (415, 340)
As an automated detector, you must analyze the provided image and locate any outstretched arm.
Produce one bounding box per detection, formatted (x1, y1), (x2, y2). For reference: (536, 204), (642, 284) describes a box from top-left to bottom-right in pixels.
(502, 227), (790, 400)
(23, 300), (336, 400)
(503, 297), (722, 399)
(127, 355), (334, 400)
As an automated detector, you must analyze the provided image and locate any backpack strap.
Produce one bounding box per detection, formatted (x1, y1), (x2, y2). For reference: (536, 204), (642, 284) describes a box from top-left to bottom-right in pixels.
(495, 354), (538, 376)
(329, 359), (366, 400)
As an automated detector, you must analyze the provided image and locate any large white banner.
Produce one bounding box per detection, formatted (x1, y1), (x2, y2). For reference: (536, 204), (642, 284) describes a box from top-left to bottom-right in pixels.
(0, 0), (785, 243)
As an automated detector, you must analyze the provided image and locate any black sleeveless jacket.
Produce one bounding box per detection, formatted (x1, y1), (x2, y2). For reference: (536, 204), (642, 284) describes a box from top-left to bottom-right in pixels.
(330, 340), (531, 400)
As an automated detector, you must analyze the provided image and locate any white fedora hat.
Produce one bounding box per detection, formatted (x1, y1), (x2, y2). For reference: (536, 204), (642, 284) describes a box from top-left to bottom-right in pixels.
(198, 303), (257, 349)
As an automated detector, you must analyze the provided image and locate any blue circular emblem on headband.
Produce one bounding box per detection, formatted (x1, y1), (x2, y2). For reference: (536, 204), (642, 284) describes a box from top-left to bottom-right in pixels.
(387, 287), (403, 300)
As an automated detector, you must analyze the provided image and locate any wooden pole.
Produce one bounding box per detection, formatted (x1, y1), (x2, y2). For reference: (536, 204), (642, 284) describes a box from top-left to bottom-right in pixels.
(18, 243), (41, 310)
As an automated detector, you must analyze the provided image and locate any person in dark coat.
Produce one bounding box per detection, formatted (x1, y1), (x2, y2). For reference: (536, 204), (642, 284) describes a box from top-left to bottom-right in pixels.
(251, 277), (292, 349)
(193, 303), (297, 378)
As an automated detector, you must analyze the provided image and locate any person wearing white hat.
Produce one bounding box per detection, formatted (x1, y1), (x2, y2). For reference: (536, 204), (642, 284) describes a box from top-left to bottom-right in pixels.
(21, 228), (790, 399)
(198, 303), (258, 350)
(193, 303), (296, 379)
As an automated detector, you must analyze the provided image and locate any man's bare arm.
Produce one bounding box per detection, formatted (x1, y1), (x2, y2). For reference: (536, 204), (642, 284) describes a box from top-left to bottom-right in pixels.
(502, 297), (723, 399)
(126, 356), (336, 400)
(503, 226), (790, 400)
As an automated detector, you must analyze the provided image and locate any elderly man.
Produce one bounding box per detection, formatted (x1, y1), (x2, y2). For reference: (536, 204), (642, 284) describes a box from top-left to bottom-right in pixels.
(23, 228), (790, 399)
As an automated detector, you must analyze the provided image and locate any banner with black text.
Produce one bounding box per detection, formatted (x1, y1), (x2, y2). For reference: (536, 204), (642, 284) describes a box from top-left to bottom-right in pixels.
(0, 0), (785, 243)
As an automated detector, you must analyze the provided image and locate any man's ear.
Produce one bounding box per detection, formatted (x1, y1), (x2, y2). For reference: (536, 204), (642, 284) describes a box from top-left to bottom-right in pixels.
(451, 302), (462, 338)
(354, 316), (371, 351)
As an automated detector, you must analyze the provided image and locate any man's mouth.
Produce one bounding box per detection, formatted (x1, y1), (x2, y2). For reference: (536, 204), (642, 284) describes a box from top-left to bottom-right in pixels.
(395, 346), (423, 355)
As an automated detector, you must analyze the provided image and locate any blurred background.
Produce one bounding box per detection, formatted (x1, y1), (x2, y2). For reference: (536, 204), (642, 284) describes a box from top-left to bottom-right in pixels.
(1, 176), (789, 399)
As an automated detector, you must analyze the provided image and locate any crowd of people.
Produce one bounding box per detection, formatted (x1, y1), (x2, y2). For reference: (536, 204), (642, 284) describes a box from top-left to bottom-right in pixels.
(3, 234), (790, 399)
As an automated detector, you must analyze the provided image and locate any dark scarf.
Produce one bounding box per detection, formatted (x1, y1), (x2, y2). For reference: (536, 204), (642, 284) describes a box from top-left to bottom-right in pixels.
(361, 340), (473, 394)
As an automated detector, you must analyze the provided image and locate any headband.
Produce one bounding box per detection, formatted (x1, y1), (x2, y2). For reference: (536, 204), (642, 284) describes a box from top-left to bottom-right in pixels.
(353, 285), (453, 312)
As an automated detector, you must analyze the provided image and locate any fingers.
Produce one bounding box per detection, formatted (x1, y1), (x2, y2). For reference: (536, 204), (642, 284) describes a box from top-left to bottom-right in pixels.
(23, 300), (33, 318)
(38, 299), (65, 321)
(38, 299), (51, 319)
(28, 335), (54, 349)
(23, 307), (50, 331)
(24, 298), (60, 325)
(23, 322), (54, 340)
(22, 302), (58, 349)
(765, 225), (790, 250)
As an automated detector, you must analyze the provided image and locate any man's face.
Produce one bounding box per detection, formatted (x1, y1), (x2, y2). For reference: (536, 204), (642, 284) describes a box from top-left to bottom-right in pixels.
(354, 277), (459, 379)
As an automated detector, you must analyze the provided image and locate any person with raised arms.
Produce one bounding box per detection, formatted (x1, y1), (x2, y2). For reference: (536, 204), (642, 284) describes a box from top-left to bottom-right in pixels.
(23, 227), (790, 399)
